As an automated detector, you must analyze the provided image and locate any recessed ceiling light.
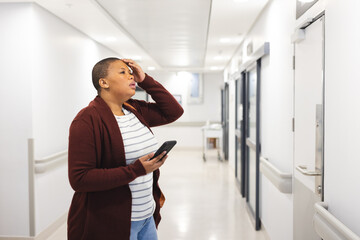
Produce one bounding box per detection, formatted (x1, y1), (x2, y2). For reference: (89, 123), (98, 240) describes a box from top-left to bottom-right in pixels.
(220, 38), (231, 43)
(131, 56), (142, 61)
(147, 66), (155, 71)
(210, 66), (220, 71)
(233, 0), (248, 2)
(220, 37), (242, 44)
(298, 0), (315, 2)
(105, 37), (117, 42)
(214, 56), (225, 60)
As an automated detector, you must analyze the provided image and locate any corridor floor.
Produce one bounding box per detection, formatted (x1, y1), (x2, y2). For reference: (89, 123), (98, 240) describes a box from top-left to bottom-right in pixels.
(49, 149), (269, 240)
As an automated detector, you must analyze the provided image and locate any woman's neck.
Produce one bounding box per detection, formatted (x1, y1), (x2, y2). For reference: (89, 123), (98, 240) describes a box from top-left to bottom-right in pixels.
(100, 92), (126, 116)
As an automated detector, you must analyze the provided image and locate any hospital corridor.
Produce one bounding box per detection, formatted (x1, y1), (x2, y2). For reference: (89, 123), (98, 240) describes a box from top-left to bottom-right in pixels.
(1, 0), (360, 240)
(47, 150), (269, 240)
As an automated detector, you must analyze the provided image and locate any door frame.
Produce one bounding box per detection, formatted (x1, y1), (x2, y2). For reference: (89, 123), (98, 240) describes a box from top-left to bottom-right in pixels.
(244, 59), (262, 230)
(235, 78), (240, 184)
(293, 11), (325, 200)
(292, 12), (325, 240)
(235, 42), (269, 231)
(235, 74), (247, 197)
(222, 83), (230, 160)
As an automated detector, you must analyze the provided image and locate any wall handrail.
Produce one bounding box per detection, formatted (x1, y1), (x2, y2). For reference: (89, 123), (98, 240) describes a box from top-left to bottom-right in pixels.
(259, 156), (292, 193)
(34, 149), (68, 174)
(28, 138), (68, 174)
(313, 202), (360, 240)
(34, 150), (68, 164)
(246, 138), (256, 151)
(28, 138), (69, 237)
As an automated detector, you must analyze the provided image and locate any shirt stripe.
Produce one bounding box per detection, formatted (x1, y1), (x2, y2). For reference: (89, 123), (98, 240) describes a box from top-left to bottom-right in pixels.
(115, 108), (158, 221)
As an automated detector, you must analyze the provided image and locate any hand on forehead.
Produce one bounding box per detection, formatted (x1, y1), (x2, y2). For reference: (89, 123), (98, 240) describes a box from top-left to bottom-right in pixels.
(120, 59), (133, 73)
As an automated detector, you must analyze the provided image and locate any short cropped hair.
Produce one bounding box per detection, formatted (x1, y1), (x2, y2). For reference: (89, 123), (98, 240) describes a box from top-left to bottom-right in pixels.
(92, 57), (121, 93)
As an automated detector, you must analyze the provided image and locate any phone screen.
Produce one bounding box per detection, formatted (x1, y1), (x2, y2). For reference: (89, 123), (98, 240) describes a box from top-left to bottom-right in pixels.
(151, 140), (177, 161)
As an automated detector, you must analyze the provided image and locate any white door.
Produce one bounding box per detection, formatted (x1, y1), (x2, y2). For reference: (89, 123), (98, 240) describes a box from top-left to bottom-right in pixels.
(293, 15), (324, 240)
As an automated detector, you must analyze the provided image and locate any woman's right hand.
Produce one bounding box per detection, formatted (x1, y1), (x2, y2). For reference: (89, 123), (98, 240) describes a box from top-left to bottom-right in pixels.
(138, 152), (168, 174)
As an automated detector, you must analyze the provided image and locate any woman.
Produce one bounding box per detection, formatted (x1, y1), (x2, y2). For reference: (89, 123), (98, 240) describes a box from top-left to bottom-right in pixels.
(67, 58), (183, 240)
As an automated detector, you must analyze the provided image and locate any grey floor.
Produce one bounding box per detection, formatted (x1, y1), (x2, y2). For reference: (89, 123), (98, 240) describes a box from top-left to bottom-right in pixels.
(48, 149), (269, 240)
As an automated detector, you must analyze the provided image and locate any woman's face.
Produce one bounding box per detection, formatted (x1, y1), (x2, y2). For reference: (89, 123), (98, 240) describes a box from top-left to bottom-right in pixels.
(104, 60), (136, 100)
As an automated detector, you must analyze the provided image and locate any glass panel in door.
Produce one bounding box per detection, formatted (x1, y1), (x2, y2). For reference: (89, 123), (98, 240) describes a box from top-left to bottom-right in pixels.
(247, 68), (257, 215)
(235, 79), (242, 184)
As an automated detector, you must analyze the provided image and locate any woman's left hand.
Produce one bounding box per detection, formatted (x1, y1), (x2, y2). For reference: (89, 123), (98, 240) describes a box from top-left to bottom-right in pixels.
(122, 59), (146, 83)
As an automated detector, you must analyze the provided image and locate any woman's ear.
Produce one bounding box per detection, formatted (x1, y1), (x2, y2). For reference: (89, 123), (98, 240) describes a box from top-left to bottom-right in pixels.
(99, 78), (109, 89)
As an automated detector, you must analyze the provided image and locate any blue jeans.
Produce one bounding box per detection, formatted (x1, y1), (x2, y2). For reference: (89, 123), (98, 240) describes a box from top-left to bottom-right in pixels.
(130, 217), (158, 240)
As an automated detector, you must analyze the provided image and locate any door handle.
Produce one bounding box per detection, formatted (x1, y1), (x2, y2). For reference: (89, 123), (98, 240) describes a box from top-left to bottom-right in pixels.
(296, 165), (321, 176)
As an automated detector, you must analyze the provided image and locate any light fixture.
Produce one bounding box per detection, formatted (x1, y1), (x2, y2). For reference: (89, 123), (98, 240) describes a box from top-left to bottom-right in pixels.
(105, 37), (117, 42)
(147, 66), (155, 71)
(95, 36), (117, 42)
(220, 38), (231, 43)
(298, 0), (315, 2)
(210, 66), (220, 71)
(213, 56), (225, 60)
(233, 0), (248, 2)
(130, 56), (142, 61)
(220, 37), (242, 44)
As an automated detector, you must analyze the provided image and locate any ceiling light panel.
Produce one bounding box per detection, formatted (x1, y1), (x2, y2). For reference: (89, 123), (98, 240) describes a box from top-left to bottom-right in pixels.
(205, 0), (268, 68)
(97, 0), (212, 69)
(30, 0), (160, 69)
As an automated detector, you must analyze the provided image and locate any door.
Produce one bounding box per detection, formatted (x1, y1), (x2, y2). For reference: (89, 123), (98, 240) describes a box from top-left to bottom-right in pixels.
(235, 79), (241, 185)
(235, 76), (246, 194)
(245, 63), (261, 230)
(222, 83), (230, 160)
(293, 15), (325, 240)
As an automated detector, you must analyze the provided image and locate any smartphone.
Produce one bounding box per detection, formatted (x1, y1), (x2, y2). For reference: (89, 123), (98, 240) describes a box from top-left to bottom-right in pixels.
(151, 140), (177, 161)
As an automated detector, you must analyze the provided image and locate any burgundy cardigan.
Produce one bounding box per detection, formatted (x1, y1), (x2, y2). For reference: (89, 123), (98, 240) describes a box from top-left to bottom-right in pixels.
(67, 74), (183, 240)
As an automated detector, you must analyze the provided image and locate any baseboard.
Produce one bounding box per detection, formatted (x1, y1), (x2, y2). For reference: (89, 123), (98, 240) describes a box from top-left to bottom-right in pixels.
(0, 212), (67, 240)
(36, 212), (67, 240)
(0, 237), (32, 240)
(261, 224), (272, 240)
(174, 146), (202, 151)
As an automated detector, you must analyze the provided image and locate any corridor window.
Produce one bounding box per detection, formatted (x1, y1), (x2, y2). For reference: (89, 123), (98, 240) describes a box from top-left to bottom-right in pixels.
(188, 73), (203, 104)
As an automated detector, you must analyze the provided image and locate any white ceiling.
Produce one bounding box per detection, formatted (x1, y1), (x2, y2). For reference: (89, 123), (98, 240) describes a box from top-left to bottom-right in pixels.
(1, 0), (269, 72)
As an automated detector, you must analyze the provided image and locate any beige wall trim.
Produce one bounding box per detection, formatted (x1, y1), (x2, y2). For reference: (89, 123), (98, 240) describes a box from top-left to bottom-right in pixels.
(34, 150), (68, 174)
(0, 212), (68, 240)
(175, 146), (202, 151)
(35, 212), (67, 240)
(314, 202), (360, 240)
(260, 156), (292, 194)
(0, 237), (33, 240)
(261, 223), (272, 240)
(165, 121), (221, 127)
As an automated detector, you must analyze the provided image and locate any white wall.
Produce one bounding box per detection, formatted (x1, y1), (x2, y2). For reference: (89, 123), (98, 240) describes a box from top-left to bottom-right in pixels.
(0, 3), (117, 237)
(0, 3), (34, 236)
(152, 126), (203, 150)
(323, 0), (360, 236)
(227, 0), (360, 238)
(149, 71), (223, 149)
(226, 0), (295, 239)
(250, 1), (295, 238)
(149, 71), (223, 123)
(293, 0), (360, 236)
(31, 3), (117, 235)
(31, 4), (100, 158)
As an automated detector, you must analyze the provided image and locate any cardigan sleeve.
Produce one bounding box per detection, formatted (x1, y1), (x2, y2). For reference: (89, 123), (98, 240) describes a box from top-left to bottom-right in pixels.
(68, 118), (147, 193)
(135, 74), (184, 127)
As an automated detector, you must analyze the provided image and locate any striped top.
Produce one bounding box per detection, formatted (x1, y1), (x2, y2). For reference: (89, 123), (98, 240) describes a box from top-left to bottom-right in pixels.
(115, 108), (159, 221)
